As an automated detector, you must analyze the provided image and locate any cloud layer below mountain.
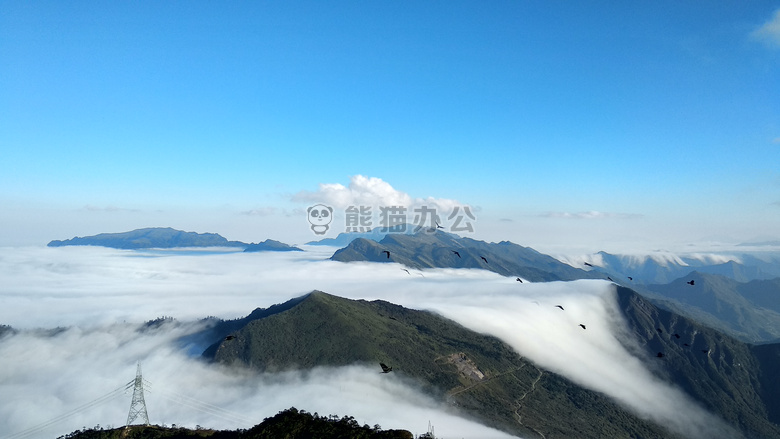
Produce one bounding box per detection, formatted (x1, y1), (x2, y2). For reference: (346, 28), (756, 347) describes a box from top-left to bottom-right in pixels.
(0, 246), (737, 438)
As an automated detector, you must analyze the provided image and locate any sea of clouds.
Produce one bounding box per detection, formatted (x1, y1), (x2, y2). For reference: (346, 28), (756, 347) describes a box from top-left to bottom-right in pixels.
(0, 245), (738, 438)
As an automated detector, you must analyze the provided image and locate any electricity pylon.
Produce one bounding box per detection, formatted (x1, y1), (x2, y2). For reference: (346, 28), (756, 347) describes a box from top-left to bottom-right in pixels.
(126, 362), (150, 426)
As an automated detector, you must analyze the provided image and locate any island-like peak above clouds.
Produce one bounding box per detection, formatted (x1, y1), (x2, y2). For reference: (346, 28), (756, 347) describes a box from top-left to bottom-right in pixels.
(243, 239), (303, 253)
(46, 228), (303, 252)
(47, 227), (250, 249)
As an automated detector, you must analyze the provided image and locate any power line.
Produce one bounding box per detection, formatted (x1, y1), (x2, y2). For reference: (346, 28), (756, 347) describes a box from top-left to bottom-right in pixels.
(4, 384), (127, 439)
(153, 389), (256, 426)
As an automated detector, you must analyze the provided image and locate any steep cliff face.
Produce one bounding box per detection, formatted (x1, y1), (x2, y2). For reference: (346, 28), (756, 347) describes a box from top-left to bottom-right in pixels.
(615, 286), (780, 439)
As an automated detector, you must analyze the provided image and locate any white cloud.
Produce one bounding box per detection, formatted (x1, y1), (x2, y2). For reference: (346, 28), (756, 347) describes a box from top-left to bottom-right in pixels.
(0, 323), (515, 439)
(292, 176), (411, 208)
(751, 8), (780, 48)
(291, 175), (468, 225)
(0, 246), (737, 439)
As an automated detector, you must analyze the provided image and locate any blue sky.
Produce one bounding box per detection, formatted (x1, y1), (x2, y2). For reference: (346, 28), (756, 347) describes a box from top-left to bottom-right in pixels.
(1, 1), (779, 253)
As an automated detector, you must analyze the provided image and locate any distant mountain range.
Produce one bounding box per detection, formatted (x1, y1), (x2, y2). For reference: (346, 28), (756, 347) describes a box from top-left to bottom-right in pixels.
(569, 250), (780, 284)
(199, 290), (780, 439)
(47, 227), (780, 345)
(306, 225), (413, 247)
(548, 251), (780, 344)
(638, 272), (780, 343)
(47, 228), (301, 252)
(308, 229), (780, 283)
(330, 230), (604, 282)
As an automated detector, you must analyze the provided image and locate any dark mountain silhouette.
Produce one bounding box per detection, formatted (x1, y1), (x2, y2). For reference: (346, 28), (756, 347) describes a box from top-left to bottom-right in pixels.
(47, 227), (249, 249)
(0, 324), (15, 339)
(60, 407), (413, 439)
(330, 230), (603, 282)
(243, 239), (303, 253)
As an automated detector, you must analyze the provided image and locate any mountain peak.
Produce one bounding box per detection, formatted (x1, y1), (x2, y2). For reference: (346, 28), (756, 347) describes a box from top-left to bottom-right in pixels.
(202, 291), (684, 438)
(243, 239), (303, 253)
(331, 231), (601, 281)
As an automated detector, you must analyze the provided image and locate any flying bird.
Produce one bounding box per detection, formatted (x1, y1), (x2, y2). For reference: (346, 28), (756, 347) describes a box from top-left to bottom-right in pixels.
(435, 221), (444, 229)
(224, 335), (236, 341)
(673, 333), (681, 339)
(584, 262), (593, 267)
(579, 324), (587, 330)
(607, 276), (613, 282)
(382, 250), (391, 259)
(401, 268), (410, 275)
(452, 250), (461, 258)
(480, 256), (488, 264)
(687, 280), (695, 286)
(380, 363), (393, 373)
(516, 277), (523, 283)
(555, 305), (565, 310)
(628, 276), (633, 281)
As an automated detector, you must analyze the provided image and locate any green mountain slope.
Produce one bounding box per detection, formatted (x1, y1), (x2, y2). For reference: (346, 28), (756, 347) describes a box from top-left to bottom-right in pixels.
(204, 291), (684, 438)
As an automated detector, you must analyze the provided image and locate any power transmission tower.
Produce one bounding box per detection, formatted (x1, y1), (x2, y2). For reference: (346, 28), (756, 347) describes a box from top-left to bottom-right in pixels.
(126, 362), (150, 426)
